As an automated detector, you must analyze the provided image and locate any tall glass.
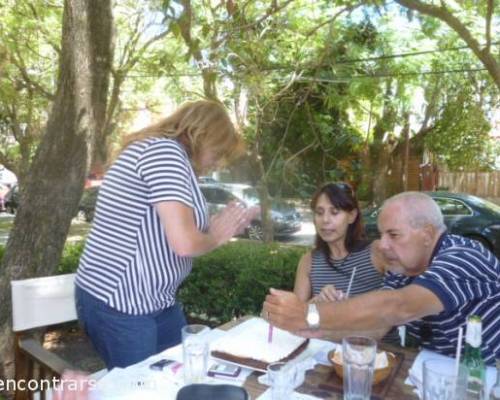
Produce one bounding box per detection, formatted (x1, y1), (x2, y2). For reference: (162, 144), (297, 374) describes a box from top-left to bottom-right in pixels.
(423, 359), (467, 400)
(182, 324), (209, 384)
(342, 336), (377, 400)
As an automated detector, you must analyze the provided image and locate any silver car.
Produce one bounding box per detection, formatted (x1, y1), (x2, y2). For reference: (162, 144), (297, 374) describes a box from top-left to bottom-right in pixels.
(199, 183), (301, 240)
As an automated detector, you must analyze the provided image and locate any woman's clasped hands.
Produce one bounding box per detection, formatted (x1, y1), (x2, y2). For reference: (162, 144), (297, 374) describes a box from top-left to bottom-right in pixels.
(209, 201), (260, 245)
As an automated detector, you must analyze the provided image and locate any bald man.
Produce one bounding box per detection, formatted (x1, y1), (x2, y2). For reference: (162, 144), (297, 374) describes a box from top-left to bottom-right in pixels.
(264, 192), (500, 364)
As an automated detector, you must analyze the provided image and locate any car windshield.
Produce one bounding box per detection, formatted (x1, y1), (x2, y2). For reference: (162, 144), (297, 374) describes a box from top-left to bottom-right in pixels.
(466, 195), (500, 214)
(241, 188), (260, 205)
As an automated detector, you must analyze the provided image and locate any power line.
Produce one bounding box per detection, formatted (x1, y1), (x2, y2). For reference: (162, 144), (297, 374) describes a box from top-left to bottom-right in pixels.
(294, 67), (488, 83)
(334, 42), (500, 65)
(126, 65), (488, 80)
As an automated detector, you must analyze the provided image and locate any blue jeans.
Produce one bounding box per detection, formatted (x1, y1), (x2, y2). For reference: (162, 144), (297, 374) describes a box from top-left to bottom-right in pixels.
(75, 285), (187, 369)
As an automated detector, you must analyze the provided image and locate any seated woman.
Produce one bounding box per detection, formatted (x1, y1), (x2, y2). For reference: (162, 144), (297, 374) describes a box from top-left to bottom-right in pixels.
(294, 182), (399, 343)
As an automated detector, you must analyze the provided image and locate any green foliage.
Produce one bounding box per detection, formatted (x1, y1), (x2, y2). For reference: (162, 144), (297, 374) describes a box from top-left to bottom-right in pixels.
(57, 241), (85, 274)
(178, 241), (304, 324)
(0, 239), (305, 326)
(425, 99), (494, 171)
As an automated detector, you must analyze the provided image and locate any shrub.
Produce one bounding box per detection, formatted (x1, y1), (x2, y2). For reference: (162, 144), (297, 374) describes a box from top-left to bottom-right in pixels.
(178, 240), (305, 325)
(57, 241), (85, 274)
(0, 239), (307, 325)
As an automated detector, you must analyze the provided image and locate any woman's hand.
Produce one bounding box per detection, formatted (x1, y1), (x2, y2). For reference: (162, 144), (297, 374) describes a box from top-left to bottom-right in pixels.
(312, 284), (346, 302)
(209, 202), (258, 245)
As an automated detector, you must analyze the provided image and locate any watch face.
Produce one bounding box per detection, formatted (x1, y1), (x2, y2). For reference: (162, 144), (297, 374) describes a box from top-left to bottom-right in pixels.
(308, 313), (320, 325)
(307, 304), (320, 327)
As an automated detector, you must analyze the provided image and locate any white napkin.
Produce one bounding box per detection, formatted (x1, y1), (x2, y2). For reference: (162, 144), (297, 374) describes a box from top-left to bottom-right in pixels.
(309, 339), (337, 366)
(405, 349), (497, 399)
(256, 389), (322, 400)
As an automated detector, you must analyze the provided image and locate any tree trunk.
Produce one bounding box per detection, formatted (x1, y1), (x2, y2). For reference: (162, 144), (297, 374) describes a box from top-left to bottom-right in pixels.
(402, 111), (411, 191)
(368, 80), (396, 205)
(0, 0), (112, 386)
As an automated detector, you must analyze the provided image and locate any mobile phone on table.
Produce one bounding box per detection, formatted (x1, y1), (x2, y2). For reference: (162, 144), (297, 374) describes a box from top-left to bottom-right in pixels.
(149, 359), (176, 371)
(207, 363), (241, 378)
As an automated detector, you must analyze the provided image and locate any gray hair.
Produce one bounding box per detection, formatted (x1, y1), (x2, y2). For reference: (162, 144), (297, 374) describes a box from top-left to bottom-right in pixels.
(381, 192), (446, 231)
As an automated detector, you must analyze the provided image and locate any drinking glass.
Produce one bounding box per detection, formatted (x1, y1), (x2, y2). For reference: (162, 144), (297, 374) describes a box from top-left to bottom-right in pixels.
(423, 359), (467, 400)
(267, 362), (295, 400)
(182, 324), (209, 384)
(342, 336), (377, 400)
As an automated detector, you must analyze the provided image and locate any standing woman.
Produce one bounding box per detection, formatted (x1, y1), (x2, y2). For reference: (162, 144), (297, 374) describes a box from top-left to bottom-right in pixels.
(294, 182), (398, 342)
(76, 100), (254, 369)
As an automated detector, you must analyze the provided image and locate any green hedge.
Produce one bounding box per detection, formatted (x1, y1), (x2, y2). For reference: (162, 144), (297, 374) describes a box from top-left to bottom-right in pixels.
(179, 241), (304, 324)
(2, 240), (305, 324)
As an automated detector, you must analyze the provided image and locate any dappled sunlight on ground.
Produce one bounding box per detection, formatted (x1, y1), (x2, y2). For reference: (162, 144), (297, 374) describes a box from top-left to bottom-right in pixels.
(0, 213), (92, 245)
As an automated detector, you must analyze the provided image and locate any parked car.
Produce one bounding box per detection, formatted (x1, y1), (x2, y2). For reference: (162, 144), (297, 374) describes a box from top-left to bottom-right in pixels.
(198, 176), (219, 185)
(363, 191), (500, 258)
(77, 186), (100, 222)
(199, 183), (301, 240)
(5, 184), (99, 222)
(4, 184), (19, 214)
(0, 183), (11, 212)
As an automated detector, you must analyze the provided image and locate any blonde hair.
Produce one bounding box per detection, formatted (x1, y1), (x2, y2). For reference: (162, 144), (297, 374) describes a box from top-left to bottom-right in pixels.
(121, 100), (244, 173)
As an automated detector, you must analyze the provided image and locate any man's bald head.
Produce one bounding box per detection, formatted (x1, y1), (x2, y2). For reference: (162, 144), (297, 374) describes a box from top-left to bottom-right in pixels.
(381, 192), (446, 233)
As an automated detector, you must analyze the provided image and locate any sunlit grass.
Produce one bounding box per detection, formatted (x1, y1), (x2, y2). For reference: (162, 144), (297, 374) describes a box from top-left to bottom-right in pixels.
(0, 213), (91, 245)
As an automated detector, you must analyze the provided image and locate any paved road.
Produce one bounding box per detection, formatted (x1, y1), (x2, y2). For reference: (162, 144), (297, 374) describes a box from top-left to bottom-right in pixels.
(0, 212), (316, 247)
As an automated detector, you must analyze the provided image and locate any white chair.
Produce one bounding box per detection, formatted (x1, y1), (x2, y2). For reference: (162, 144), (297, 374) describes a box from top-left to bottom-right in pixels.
(11, 273), (104, 400)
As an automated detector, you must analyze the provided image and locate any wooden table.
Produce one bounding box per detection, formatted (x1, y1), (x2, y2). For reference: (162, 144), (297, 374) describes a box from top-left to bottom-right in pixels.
(218, 317), (419, 399)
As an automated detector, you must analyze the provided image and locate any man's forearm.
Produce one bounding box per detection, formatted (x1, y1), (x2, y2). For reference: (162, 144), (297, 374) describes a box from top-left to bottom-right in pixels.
(316, 290), (405, 332)
(319, 327), (390, 342)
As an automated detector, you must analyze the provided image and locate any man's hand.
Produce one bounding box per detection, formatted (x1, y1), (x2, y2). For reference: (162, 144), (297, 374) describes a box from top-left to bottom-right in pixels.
(263, 288), (309, 332)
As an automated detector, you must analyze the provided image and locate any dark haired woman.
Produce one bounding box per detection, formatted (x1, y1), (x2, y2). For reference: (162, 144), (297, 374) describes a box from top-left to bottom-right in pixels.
(293, 182), (398, 342)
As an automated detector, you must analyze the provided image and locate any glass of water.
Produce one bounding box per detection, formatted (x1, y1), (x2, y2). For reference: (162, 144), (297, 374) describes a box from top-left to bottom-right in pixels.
(423, 359), (467, 400)
(342, 336), (377, 400)
(182, 324), (209, 384)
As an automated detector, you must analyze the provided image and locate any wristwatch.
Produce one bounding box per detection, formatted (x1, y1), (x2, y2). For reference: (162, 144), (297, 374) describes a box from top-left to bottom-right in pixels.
(306, 303), (320, 329)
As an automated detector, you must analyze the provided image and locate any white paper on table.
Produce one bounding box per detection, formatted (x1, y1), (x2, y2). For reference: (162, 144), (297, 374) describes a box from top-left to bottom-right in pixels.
(256, 389), (322, 400)
(91, 365), (182, 400)
(92, 328), (250, 399)
(405, 349), (497, 399)
(308, 338), (337, 366)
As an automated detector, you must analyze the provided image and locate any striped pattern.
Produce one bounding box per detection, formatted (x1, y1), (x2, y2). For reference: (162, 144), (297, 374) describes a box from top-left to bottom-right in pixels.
(310, 244), (400, 343)
(76, 138), (208, 315)
(384, 234), (500, 365)
(310, 244), (382, 296)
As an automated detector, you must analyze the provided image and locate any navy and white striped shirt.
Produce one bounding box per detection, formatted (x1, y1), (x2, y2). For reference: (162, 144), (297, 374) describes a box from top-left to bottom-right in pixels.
(310, 243), (400, 343)
(384, 233), (500, 365)
(310, 243), (382, 297)
(76, 138), (208, 315)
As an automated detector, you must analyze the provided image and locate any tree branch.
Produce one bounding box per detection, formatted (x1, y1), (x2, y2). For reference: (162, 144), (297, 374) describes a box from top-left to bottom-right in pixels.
(11, 51), (55, 100)
(394, 0), (500, 91)
(485, 0), (493, 52)
(306, 3), (363, 37)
